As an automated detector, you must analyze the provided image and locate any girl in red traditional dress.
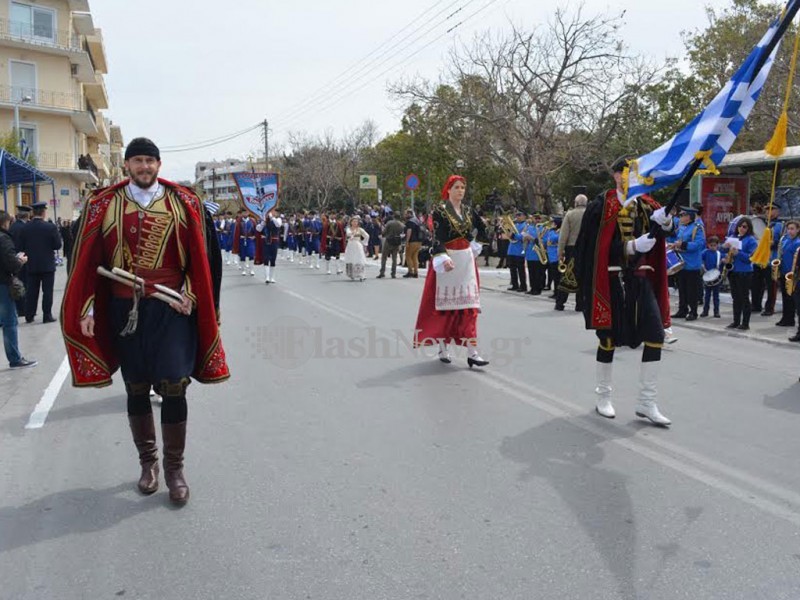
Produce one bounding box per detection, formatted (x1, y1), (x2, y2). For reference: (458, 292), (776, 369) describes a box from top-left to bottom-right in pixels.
(414, 175), (489, 368)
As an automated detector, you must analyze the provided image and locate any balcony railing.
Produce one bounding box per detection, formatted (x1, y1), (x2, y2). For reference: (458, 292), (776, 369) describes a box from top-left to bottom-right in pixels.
(0, 85), (83, 112)
(37, 152), (98, 176)
(0, 18), (81, 51)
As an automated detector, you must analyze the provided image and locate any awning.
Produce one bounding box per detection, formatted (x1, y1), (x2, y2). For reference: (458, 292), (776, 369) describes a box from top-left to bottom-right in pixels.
(0, 149), (58, 219)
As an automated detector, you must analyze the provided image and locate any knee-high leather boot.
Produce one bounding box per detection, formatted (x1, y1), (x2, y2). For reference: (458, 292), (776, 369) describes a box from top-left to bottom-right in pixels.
(128, 414), (159, 494)
(162, 421), (189, 505)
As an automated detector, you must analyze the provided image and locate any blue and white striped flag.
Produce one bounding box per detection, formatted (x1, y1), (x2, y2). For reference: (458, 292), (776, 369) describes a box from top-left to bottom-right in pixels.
(19, 136), (29, 161)
(625, 0), (800, 200)
(204, 200), (220, 215)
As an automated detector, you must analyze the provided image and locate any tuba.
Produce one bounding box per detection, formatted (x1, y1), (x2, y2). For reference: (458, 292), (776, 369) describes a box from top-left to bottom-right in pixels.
(557, 258), (578, 293)
(500, 213), (518, 238)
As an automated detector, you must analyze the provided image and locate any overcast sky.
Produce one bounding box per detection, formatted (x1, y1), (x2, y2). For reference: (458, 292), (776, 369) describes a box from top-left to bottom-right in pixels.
(91, 0), (726, 181)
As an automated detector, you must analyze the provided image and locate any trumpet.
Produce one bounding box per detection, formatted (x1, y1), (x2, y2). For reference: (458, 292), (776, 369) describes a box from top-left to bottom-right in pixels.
(771, 258), (782, 282)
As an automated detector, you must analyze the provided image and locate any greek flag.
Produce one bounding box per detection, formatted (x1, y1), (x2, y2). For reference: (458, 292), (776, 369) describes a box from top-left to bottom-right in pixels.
(626, 0), (799, 199)
(19, 137), (29, 161)
(204, 200), (220, 215)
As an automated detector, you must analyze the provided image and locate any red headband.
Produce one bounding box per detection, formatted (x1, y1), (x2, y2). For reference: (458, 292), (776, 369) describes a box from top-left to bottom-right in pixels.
(441, 175), (466, 200)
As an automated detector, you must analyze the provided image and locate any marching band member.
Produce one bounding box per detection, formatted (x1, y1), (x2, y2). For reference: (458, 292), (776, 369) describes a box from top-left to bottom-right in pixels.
(751, 204), (781, 314)
(233, 209), (256, 276)
(544, 216), (562, 299)
(62, 137), (230, 505)
(506, 212), (528, 292)
(575, 155), (674, 426)
(556, 193), (587, 312)
(671, 206), (705, 321)
(725, 217), (758, 331)
(321, 214), (345, 275)
(414, 175), (489, 368)
(777, 220), (800, 327)
(306, 211), (322, 269)
(256, 211), (282, 284)
(700, 236), (723, 318)
(523, 216), (543, 295)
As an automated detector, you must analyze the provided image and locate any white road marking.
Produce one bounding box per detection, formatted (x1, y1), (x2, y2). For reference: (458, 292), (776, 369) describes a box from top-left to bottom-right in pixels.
(25, 356), (70, 430)
(279, 282), (800, 527)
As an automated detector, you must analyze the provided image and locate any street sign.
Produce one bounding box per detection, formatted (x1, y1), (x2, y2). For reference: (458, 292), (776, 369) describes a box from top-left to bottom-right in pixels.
(405, 173), (420, 191)
(360, 174), (378, 190)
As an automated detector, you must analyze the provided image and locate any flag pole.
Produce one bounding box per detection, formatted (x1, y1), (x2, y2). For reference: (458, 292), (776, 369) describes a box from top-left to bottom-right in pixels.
(657, 0), (800, 218)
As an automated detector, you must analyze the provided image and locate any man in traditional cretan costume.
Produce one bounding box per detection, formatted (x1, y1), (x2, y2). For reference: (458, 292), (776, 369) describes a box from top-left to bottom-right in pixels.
(61, 137), (230, 505)
(575, 156), (674, 426)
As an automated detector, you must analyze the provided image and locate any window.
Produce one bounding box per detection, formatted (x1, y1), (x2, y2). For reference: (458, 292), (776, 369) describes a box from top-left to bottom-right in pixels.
(10, 61), (36, 104)
(19, 125), (37, 157)
(10, 2), (55, 44)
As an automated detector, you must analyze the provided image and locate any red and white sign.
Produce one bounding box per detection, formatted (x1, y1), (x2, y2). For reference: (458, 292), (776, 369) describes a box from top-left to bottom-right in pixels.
(699, 175), (749, 240)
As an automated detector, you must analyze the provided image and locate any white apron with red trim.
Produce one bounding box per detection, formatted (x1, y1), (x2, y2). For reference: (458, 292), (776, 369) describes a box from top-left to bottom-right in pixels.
(434, 247), (480, 311)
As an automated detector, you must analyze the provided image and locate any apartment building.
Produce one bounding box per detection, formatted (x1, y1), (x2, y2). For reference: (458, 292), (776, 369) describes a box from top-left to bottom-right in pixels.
(0, 0), (121, 216)
(195, 159), (247, 213)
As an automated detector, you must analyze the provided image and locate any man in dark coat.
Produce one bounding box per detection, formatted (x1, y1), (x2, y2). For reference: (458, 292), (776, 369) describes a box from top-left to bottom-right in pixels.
(8, 205), (31, 316)
(18, 202), (61, 323)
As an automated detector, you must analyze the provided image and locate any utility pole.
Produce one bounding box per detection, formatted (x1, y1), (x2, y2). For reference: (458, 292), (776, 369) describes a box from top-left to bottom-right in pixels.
(262, 119), (269, 171)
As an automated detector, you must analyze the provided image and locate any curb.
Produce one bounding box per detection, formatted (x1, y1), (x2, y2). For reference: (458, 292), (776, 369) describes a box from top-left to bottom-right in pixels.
(479, 282), (799, 350)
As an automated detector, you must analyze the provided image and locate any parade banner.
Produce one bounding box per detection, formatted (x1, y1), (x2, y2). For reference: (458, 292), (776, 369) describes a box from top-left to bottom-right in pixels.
(233, 171), (279, 219)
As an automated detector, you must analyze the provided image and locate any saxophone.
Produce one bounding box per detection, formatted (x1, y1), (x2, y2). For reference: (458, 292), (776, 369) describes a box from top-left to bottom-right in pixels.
(786, 246), (799, 295)
(772, 234), (785, 282)
(533, 221), (549, 265)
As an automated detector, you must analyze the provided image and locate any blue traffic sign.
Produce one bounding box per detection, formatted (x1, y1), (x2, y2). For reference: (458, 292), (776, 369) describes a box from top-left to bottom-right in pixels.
(405, 173), (420, 191)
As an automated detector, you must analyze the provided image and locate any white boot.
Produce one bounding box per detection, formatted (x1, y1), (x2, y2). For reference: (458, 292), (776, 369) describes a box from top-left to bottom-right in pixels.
(225, 251), (231, 265)
(264, 265), (271, 284)
(336, 258), (343, 274)
(240, 258), (247, 275)
(270, 268), (276, 283)
(634, 361), (671, 426)
(315, 255), (320, 269)
(437, 341), (451, 364)
(326, 260), (331, 274)
(595, 361), (615, 418)
(248, 258), (255, 276)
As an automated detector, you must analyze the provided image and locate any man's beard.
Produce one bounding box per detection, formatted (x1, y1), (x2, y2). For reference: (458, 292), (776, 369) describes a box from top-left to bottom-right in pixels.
(131, 171), (158, 188)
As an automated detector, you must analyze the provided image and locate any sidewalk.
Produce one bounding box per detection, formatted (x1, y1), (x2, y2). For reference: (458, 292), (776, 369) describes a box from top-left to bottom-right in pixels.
(474, 262), (800, 349)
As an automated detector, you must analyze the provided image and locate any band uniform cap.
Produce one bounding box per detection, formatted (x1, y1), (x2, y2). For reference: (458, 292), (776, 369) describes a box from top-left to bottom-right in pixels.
(125, 137), (160, 161)
(515, 210), (526, 217)
(678, 206), (697, 215)
(16, 205), (32, 213)
(31, 201), (48, 210)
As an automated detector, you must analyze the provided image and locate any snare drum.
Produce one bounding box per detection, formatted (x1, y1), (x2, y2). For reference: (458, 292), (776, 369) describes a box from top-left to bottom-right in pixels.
(666, 249), (685, 275)
(702, 268), (722, 287)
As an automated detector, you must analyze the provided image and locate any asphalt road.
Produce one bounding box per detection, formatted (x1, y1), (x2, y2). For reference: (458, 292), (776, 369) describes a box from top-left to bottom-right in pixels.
(1, 257), (800, 600)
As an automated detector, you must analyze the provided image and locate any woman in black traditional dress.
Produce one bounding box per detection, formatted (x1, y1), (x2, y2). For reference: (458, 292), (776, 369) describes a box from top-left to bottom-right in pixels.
(413, 175), (489, 367)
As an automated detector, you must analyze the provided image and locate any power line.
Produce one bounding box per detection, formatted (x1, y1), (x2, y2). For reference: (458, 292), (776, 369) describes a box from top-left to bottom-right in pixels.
(160, 124), (262, 153)
(274, 0), (502, 133)
(272, 0), (469, 129)
(160, 123), (262, 151)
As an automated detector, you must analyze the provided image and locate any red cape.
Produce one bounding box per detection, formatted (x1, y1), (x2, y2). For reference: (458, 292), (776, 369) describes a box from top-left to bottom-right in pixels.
(589, 190), (671, 330)
(61, 178), (230, 387)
